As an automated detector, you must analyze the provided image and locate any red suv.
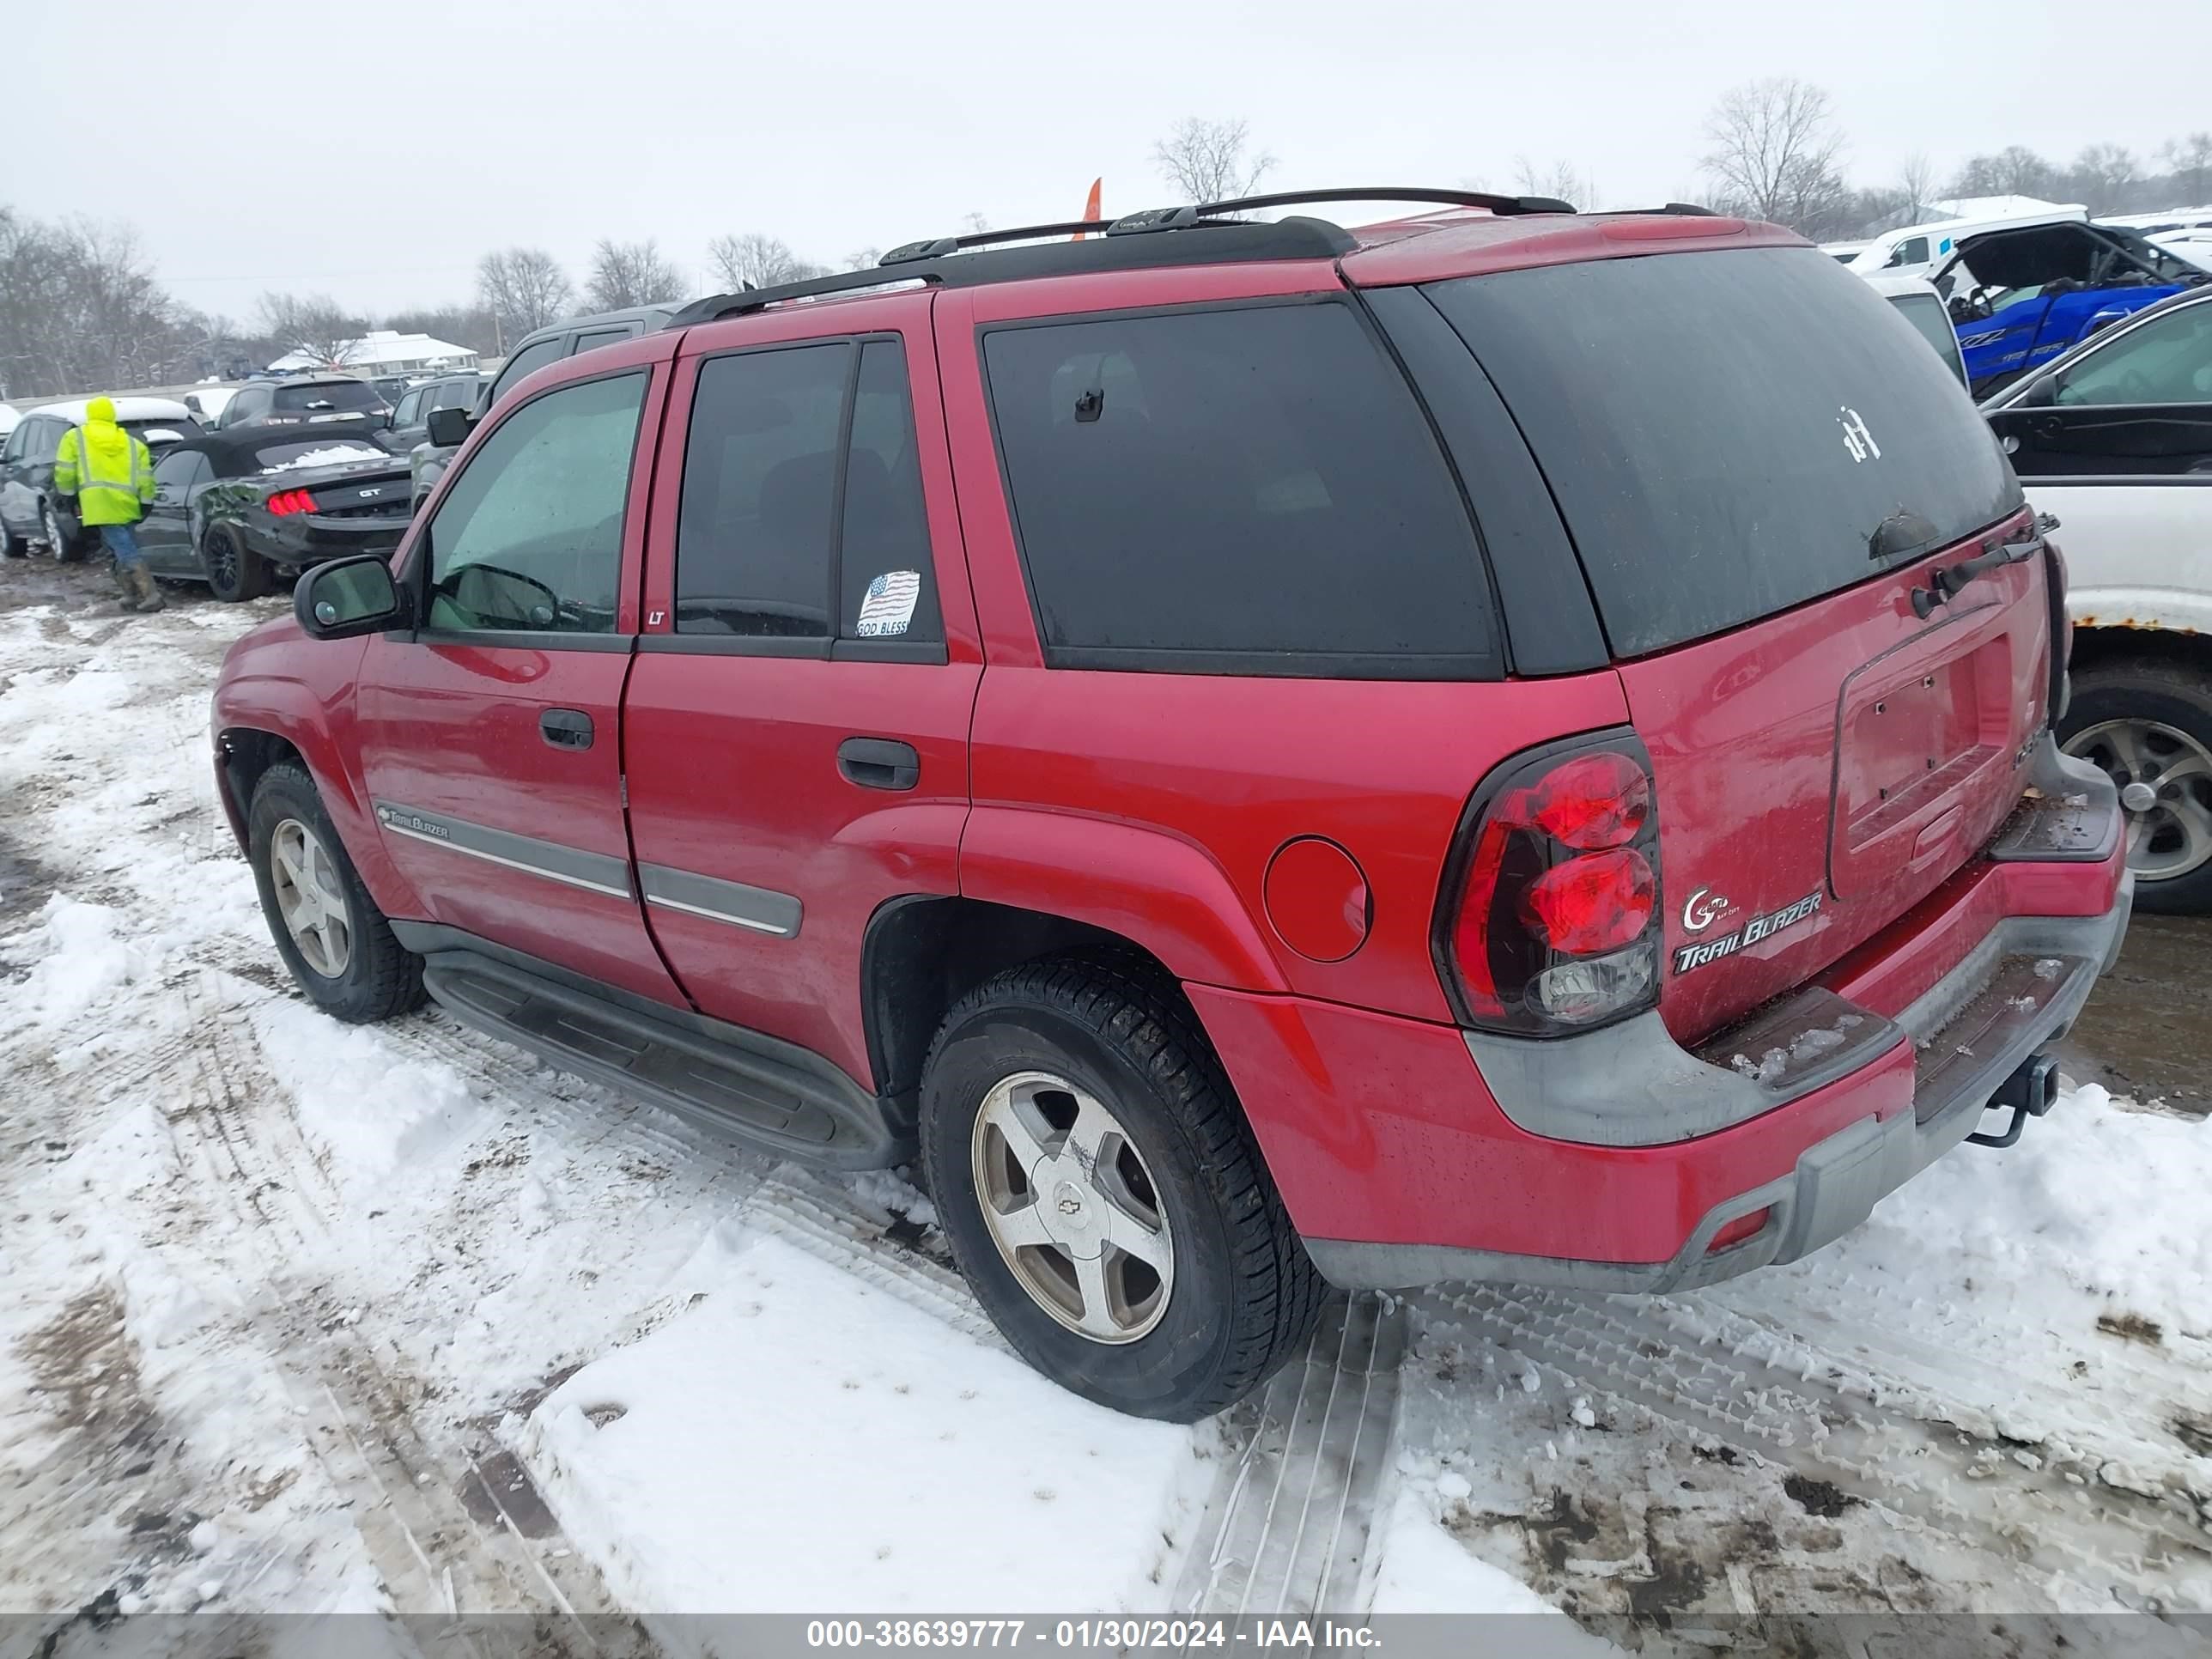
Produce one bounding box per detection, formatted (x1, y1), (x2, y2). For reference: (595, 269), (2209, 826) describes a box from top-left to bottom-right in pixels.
(213, 189), (2132, 1421)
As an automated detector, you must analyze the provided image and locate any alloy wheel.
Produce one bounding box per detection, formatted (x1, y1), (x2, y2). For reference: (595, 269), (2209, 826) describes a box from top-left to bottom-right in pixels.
(969, 1070), (1174, 1344)
(270, 818), (352, 977)
(2064, 717), (2212, 885)
(40, 500), (67, 560)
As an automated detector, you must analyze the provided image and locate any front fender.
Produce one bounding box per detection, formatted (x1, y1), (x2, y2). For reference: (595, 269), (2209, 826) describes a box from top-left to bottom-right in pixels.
(959, 806), (1290, 993)
(212, 623), (426, 921)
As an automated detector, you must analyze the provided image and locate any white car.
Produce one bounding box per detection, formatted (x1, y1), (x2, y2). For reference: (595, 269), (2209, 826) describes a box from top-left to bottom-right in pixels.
(1982, 286), (2212, 911)
(182, 384), (239, 426)
(1850, 202), (2089, 283)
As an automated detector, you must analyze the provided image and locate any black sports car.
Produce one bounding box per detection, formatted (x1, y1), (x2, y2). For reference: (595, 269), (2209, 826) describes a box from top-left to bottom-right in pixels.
(137, 429), (414, 601)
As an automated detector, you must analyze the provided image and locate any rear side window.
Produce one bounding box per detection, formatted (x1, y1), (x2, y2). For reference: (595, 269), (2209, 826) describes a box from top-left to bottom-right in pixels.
(570, 326), (634, 356)
(1425, 247), (2023, 658)
(489, 337), (565, 405)
(673, 337), (941, 647)
(982, 301), (1498, 677)
(274, 381), (382, 414)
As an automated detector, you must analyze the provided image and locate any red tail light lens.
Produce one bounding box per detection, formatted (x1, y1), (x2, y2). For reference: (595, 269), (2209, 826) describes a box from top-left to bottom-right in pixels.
(1437, 732), (1663, 1036)
(267, 489), (315, 516)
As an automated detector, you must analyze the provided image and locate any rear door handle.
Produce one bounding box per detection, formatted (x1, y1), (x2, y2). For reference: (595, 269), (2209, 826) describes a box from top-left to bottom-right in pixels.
(838, 737), (920, 791)
(539, 708), (594, 750)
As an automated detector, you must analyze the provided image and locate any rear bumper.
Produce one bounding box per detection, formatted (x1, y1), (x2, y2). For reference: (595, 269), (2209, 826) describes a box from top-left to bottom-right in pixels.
(1299, 871), (2130, 1293)
(1193, 768), (2132, 1294)
(253, 515), (409, 570)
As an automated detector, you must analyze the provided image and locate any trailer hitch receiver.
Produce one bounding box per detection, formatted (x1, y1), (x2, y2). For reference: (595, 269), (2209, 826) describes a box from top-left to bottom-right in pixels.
(1966, 1051), (2061, 1149)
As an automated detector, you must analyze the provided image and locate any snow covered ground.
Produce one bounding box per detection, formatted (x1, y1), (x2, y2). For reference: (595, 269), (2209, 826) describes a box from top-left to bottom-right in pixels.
(3, 561), (2210, 1651)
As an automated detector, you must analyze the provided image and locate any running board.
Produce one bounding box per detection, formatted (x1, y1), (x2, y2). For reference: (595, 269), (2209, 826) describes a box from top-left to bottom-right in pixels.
(1170, 1293), (1407, 1618)
(418, 951), (903, 1169)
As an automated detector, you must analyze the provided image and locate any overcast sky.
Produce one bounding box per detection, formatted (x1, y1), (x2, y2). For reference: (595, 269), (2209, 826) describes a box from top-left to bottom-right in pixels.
(12, 0), (2210, 323)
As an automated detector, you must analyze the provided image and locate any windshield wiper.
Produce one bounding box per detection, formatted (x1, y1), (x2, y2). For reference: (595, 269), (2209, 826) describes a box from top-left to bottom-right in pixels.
(1911, 526), (2048, 618)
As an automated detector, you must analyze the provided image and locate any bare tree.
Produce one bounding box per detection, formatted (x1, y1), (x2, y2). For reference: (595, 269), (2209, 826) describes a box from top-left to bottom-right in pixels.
(1512, 157), (1595, 208)
(477, 247), (574, 341)
(2161, 133), (2212, 204)
(706, 233), (823, 292)
(2069, 143), (2140, 212)
(1898, 151), (1941, 222)
(960, 211), (993, 236)
(1152, 117), (1274, 203)
(1700, 78), (1850, 235)
(1950, 145), (2061, 199)
(255, 292), (368, 370)
(585, 239), (686, 311)
(844, 246), (884, 270)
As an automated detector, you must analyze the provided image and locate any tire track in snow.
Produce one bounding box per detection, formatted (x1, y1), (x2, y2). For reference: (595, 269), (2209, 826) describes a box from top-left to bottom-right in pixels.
(1415, 1282), (2212, 1605)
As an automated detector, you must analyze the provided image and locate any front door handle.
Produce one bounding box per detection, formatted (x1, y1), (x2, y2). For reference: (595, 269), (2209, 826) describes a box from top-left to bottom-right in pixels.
(838, 737), (920, 791)
(540, 708), (594, 750)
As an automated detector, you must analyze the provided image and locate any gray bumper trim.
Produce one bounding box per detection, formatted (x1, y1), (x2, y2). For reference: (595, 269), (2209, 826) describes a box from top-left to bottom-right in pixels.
(1308, 870), (2132, 1295)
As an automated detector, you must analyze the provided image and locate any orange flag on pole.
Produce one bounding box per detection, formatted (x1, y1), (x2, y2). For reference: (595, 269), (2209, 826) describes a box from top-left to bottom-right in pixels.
(1075, 178), (1103, 240)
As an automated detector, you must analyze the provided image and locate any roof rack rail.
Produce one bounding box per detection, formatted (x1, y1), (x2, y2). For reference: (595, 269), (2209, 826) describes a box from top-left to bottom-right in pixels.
(1613, 202), (1719, 216)
(665, 185), (1624, 329)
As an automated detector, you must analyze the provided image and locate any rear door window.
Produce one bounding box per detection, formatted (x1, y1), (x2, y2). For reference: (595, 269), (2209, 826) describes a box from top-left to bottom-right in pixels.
(1424, 247), (2023, 658)
(570, 327), (635, 356)
(489, 338), (566, 405)
(1888, 294), (1970, 389)
(981, 301), (1499, 677)
(2055, 301), (2212, 405)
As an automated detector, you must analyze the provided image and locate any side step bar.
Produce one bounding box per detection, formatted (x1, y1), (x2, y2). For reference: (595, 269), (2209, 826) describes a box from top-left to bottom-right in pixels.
(418, 950), (905, 1169)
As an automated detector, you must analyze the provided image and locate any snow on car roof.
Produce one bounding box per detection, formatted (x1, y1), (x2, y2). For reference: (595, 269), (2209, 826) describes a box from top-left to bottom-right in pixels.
(33, 396), (195, 425)
(258, 443), (390, 473)
(0, 402), (17, 435)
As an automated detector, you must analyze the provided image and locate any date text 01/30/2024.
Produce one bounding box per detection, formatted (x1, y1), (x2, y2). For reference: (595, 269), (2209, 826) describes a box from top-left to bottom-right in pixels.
(805, 1620), (1381, 1649)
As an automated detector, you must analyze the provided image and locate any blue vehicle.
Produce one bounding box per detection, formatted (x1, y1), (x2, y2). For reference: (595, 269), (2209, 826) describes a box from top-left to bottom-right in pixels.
(1933, 218), (2207, 398)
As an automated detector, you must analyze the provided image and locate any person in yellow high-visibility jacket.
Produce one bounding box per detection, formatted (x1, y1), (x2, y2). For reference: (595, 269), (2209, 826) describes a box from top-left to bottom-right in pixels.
(52, 397), (163, 613)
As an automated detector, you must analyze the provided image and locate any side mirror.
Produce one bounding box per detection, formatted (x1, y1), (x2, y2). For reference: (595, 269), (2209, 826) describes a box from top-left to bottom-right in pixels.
(425, 404), (472, 447)
(295, 554), (408, 640)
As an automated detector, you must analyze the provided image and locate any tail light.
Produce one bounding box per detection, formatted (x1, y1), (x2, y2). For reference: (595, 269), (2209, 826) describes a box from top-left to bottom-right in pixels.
(2041, 532), (2072, 722)
(267, 489), (316, 516)
(1432, 731), (1662, 1036)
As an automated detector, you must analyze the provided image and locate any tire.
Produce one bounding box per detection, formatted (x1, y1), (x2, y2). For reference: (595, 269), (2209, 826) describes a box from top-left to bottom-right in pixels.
(204, 526), (269, 602)
(40, 497), (82, 562)
(246, 762), (426, 1022)
(920, 952), (1323, 1421)
(0, 520), (26, 559)
(2060, 658), (2212, 915)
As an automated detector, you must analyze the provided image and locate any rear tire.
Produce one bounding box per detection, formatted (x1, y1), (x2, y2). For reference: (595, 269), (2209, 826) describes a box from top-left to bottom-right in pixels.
(204, 526), (269, 602)
(2060, 658), (2212, 915)
(0, 521), (26, 559)
(247, 762), (426, 1022)
(920, 952), (1323, 1421)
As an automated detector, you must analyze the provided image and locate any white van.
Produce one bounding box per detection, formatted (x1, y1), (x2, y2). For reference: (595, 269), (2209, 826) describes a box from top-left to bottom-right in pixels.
(1850, 202), (2088, 282)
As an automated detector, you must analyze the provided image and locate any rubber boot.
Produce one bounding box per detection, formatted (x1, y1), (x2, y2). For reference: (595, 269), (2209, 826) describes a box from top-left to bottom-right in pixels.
(126, 563), (165, 614)
(110, 559), (136, 612)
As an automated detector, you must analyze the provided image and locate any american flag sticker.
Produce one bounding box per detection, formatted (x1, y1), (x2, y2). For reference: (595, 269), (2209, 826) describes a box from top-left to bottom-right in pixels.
(854, 570), (921, 637)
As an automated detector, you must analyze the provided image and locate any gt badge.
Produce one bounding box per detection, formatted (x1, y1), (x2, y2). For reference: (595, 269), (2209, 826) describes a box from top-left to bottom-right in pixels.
(1674, 889), (1823, 975)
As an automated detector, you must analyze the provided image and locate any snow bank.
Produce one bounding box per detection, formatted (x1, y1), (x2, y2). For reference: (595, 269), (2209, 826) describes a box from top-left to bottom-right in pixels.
(254, 999), (485, 1181)
(1838, 1083), (2212, 1330)
(518, 1231), (1199, 1616)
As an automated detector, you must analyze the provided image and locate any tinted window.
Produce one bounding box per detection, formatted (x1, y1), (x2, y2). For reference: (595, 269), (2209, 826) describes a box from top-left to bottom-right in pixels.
(569, 327), (633, 356)
(155, 448), (211, 489)
(983, 302), (1497, 674)
(1425, 247), (2022, 657)
(489, 337), (566, 405)
(839, 341), (939, 643)
(424, 371), (646, 635)
(392, 389), (425, 426)
(274, 381), (383, 414)
(2056, 301), (2212, 406)
(1890, 294), (1970, 388)
(431, 377), (479, 411)
(675, 343), (849, 636)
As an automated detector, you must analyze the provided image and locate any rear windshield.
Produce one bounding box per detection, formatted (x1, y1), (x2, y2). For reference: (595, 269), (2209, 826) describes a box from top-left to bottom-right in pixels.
(1424, 246), (2022, 657)
(273, 381), (384, 415)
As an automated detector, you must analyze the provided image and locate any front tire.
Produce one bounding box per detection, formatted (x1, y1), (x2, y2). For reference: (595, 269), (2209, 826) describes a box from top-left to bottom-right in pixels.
(920, 954), (1322, 1421)
(204, 526), (269, 602)
(247, 763), (425, 1021)
(2061, 658), (2212, 915)
(40, 498), (82, 562)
